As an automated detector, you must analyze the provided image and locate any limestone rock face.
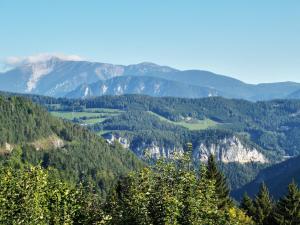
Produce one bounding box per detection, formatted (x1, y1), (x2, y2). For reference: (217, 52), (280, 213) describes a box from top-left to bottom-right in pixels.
(104, 133), (130, 149)
(194, 136), (266, 163)
(140, 143), (184, 159)
(104, 134), (267, 164)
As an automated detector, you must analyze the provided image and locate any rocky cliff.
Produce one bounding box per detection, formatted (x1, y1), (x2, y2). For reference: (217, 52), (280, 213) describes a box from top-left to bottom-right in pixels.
(194, 136), (267, 163)
(104, 134), (267, 164)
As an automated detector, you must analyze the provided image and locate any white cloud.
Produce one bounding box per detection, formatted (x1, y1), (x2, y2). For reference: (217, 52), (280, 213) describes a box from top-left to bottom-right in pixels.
(3, 53), (84, 67)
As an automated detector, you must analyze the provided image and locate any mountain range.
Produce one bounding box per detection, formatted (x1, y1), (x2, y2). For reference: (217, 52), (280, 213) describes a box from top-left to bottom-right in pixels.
(1, 56), (300, 100)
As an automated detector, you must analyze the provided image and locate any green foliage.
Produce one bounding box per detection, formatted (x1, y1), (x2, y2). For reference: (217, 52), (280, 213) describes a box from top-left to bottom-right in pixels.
(240, 193), (256, 218)
(251, 183), (274, 225)
(206, 154), (232, 208)
(1, 93), (300, 223)
(272, 181), (300, 225)
(0, 96), (143, 197)
(11, 93), (300, 192)
(0, 164), (108, 225)
(106, 154), (253, 225)
(0, 96), (54, 146)
(241, 181), (300, 225)
(31, 94), (300, 192)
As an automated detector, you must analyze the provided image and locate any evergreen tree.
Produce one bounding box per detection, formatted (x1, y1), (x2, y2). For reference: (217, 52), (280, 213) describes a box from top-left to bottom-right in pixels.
(272, 181), (300, 225)
(253, 182), (273, 225)
(240, 192), (255, 218)
(106, 156), (253, 225)
(206, 154), (232, 208)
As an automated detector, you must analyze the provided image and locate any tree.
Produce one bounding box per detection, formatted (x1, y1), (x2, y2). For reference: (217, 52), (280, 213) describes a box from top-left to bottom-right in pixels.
(206, 154), (232, 208)
(253, 182), (273, 225)
(0, 164), (109, 225)
(272, 181), (300, 225)
(240, 193), (256, 218)
(106, 154), (253, 225)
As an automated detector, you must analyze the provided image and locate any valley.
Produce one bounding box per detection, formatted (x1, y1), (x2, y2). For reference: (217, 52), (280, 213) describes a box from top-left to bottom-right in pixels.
(0, 92), (299, 224)
(8, 92), (300, 196)
(2, 0), (299, 223)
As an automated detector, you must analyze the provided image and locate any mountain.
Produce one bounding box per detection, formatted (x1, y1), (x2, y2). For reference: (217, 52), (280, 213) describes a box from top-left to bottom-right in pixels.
(252, 82), (300, 100)
(234, 155), (300, 199)
(0, 95), (142, 196)
(0, 57), (125, 97)
(66, 76), (220, 98)
(1, 56), (300, 100)
(125, 69), (300, 100)
(287, 89), (300, 99)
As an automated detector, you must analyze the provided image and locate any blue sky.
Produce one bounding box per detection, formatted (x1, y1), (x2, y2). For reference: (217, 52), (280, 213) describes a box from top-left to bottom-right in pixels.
(0, 0), (299, 83)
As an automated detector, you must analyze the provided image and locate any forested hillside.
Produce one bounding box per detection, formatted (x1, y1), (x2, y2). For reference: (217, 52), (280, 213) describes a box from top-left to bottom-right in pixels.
(0, 95), (142, 196)
(235, 155), (300, 199)
(0, 93), (300, 224)
(2, 92), (300, 197)
(13, 93), (300, 158)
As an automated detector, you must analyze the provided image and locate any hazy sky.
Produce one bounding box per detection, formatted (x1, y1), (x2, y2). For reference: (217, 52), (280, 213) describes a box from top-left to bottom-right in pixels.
(0, 0), (299, 83)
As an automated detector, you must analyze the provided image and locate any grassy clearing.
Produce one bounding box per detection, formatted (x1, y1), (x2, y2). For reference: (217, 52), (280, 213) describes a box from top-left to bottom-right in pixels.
(50, 108), (123, 125)
(84, 108), (122, 113)
(50, 111), (101, 120)
(147, 111), (217, 130)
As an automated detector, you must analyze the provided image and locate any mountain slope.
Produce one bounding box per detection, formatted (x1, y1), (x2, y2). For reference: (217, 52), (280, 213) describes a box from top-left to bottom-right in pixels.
(5, 92), (300, 192)
(66, 76), (220, 98)
(287, 89), (300, 99)
(233, 155), (300, 199)
(126, 69), (300, 100)
(0, 95), (142, 196)
(0, 57), (125, 97)
(1, 56), (300, 100)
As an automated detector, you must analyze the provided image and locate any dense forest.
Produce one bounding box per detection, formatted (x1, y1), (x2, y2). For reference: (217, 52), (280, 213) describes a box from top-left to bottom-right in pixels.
(235, 154), (300, 199)
(0, 95), (142, 197)
(12, 93), (300, 158)
(0, 94), (299, 224)
(2, 92), (300, 196)
(1, 149), (299, 224)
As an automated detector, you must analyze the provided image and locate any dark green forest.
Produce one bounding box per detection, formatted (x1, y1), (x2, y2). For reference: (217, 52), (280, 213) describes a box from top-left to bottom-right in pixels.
(0, 94), (299, 224)
(2, 92), (300, 195)
(0, 95), (142, 197)
(16, 93), (300, 158)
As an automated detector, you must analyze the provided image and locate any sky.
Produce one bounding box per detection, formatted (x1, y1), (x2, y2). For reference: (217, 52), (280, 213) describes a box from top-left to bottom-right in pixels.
(0, 0), (299, 84)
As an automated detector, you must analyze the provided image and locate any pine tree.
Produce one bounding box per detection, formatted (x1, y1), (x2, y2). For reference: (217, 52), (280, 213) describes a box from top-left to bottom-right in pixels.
(240, 192), (255, 218)
(272, 181), (300, 225)
(253, 182), (273, 225)
(205, 154), (232, 208)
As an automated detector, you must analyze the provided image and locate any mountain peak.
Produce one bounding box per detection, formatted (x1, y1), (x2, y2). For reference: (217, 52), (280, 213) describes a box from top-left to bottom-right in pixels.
(137, 62), (160, 66)
(4, 53), (83, 68)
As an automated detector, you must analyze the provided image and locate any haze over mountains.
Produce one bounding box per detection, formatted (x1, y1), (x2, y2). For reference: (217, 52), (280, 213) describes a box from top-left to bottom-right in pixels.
(1, 55), (300, 100)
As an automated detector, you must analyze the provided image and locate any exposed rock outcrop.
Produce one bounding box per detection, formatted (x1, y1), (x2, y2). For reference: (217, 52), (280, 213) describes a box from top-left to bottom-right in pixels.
(104, 133), (130, 149)
(138, 143), (184, 159)
(32, 135), (64, 151)
(103, 134), (267, 164)
(194, 136), (266, 163)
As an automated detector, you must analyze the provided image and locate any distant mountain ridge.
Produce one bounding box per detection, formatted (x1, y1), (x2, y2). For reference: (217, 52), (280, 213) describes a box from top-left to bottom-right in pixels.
(288, 89), (300, 99)
(1, 56), (300, 100)
(66, 76), (220, 98)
